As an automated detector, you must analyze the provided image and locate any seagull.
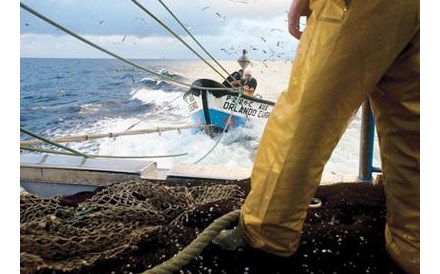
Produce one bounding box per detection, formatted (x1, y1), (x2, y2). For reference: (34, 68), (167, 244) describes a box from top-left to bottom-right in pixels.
(270, 28), (282, 32)
(121, 35), (127, 42)
(262, 49), (267, 54)
(98, 20), (105, 25)
(24, 22), (30, 27)
(276, 41), (282, 47)
(220, 48), (233, 55)
(250, 46), (259, 51)
(197, 6), (211, 11)
(135, 17), (148, 25)
(261, 36), (266, 43)
(216, 12), (226, 21)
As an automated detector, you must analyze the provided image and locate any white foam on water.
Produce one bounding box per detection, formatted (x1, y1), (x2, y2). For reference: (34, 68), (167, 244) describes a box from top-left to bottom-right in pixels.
(58, 61), (382, 177)
(71, 115), (263, 170)
(130, 88), (187, 113)
(79, 103), (104, 115)
(69, 98), (381, 177)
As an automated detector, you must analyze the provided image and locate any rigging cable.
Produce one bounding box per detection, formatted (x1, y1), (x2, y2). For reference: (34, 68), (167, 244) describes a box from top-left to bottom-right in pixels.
(20, 146), (188, 159)
(20, 2), (238, 92)
(155, 0), (232, 78)
(129, 0), (229, 81)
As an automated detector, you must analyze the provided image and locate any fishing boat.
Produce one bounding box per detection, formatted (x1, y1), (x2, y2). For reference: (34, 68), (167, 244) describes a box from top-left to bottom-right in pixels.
(183, 79), (275, 135)
(183, 50), (275, 136)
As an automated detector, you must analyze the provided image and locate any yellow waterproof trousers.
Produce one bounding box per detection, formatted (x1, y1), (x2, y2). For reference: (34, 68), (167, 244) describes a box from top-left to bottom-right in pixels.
(240, 0), (420, 273)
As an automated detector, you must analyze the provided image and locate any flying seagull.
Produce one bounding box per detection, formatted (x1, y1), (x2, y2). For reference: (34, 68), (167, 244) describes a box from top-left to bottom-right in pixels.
(197, 6), (211, 11)
(261, 36), (266, 43)
(135, 17), (148, 25)
(24, 22), (30, 27)
(216, 12), (226, 21)
(270, 28), (282, 32)
(98, 20), (105, 25)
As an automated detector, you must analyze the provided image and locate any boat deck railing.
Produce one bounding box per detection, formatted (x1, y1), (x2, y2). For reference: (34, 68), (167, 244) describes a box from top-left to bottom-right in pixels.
(358, 100), (381, 183)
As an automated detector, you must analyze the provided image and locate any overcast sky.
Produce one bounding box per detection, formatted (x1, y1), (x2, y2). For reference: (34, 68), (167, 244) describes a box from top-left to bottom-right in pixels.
(20, 0), (300, 60)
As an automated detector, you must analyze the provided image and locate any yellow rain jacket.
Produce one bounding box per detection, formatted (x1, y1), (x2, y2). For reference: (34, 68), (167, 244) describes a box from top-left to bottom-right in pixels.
(240, 0), (420, 273)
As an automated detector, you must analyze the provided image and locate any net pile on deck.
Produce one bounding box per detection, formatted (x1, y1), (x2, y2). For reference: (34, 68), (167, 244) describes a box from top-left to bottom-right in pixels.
(20, 180), (244, 273)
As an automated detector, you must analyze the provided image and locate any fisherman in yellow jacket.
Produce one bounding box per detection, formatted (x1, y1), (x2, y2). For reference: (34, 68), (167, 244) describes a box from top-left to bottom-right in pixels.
(214, 0), (420, 273)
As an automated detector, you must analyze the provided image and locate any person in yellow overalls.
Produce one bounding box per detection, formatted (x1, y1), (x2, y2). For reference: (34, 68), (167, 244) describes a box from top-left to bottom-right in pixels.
(213, 0), (420, 273)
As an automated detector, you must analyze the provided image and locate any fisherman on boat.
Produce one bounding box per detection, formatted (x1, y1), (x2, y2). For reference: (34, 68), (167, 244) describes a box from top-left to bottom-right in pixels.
(222, 69), (243, 88)
(241, 69), (257, 96)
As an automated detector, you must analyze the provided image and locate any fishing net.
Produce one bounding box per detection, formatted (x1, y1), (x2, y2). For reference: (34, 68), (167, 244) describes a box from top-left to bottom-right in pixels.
(20, 180), (244, 273)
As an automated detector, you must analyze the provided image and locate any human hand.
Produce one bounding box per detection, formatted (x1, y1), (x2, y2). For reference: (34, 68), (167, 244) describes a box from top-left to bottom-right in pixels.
(287, 0), (310, 39)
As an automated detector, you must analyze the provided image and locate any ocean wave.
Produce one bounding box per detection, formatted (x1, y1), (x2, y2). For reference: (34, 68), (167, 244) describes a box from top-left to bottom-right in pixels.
(79, 103), (103, 114)
(79, 101), (118, 115)
(70, 116), (258, 170)
(158, 68), (184, 79)
(130, 88), (186, 108)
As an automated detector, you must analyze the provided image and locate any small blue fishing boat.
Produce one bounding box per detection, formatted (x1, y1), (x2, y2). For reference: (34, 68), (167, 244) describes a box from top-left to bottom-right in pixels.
(183, 79), (275, 135)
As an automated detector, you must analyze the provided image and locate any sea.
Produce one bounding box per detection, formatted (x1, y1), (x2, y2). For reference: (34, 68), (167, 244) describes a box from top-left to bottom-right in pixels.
(20, 58), (381, 177)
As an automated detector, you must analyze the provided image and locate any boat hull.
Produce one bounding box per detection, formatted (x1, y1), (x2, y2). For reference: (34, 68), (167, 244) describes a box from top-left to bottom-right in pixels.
(183, 79), (275, 135)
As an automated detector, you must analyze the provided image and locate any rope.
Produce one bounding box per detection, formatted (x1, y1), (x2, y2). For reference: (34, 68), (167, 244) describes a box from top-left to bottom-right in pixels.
(19, 2), (238, 92)
(142, 210), (240, 274)
(130, 0), (243, 133)
(141, 201), (323, 273)
(20, 146), (188, 159)
(192, 90), (244, 164)
(124, 93), (186, 131)
(130, 0), (229, 82)
(20, 124), (203, 145)
(20, 127), (90, 158)
(156, 0), (232, 78)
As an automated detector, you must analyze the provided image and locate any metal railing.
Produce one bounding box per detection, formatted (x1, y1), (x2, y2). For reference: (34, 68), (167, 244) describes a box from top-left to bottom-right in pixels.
(358, 100), (381, 183)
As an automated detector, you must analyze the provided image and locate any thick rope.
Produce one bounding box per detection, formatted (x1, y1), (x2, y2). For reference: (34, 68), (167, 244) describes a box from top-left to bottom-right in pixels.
(20, 3), (238, 92)
(142, 210), (240, 274)
(20, 146), (188, 159)
(20, 128), (90, 158)
(141, 200), (323, 273)
(156, 0), (232, 78)
(130, 0), (229, 81)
